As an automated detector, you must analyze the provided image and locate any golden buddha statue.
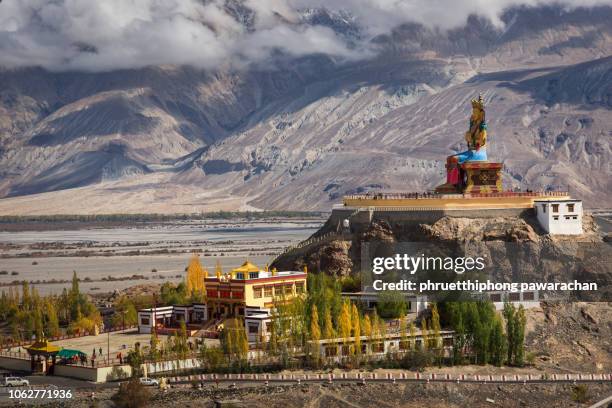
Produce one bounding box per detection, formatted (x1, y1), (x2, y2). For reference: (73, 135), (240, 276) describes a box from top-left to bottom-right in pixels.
(435, 94), (502, 194)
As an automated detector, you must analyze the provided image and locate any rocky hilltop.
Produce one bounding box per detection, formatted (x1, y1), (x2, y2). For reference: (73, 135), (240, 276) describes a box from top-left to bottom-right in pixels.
(0, 5), (610, 214)
(272, 210), (610, 300)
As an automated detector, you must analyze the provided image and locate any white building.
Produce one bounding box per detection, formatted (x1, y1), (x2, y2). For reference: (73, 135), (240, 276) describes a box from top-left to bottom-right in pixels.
(484, 291), (540, 311)
(137, 303), (208, 334)
(244, 307), (273, 343)
(342, 287), (429, 315)
(534, 199), (583, 235)
(311, 330), (455, 362)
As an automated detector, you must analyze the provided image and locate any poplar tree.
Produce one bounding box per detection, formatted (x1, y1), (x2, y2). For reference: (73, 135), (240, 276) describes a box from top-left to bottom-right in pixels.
(363, 315), (372, 338)
(421, 318), (428, 350)
(515, 305), (527, 366)
(22, 282), (31, 310)
(323, 306), (334, 339)
(44, 300), (61, 338)
(503, 302), (516, 364)
(338, 300), (352, 345)
(431, 304), (442, 349)
(310, 305), (321, 359)
(399, 313), (408, 351)
(409, 322), (417, 351)
(351, 304), (361, 356)
(489, 315), (506, 366)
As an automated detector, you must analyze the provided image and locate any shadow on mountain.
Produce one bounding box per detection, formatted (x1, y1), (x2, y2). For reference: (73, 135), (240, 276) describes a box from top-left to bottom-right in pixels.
(493, 56), (612, 109)
(8, 144), (150, 196)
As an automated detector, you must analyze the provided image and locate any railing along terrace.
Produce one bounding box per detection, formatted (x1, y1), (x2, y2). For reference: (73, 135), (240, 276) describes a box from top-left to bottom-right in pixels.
(343, 190), (569, 201)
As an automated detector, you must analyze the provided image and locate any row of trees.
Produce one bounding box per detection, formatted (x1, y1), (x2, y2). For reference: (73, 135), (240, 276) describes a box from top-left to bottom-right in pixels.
(443, 301), (526, 367)
(0, 272), (102, 344)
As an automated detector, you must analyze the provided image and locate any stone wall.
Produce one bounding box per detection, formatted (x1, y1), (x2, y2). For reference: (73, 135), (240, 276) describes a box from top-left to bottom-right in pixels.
(0, 356), (30, 373)
(328, 207), (532, 234)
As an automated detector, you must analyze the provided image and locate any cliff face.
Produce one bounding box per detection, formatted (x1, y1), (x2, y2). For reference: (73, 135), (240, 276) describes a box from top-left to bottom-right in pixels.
(273, 213), (610, 301)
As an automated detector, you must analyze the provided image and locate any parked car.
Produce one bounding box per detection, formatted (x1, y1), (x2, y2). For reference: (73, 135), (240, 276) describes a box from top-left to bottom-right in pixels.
(4, 377), (29, 387)
(139, 377), (159, 386)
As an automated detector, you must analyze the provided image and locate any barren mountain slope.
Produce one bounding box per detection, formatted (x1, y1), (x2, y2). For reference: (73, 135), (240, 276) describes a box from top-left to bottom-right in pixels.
(0, 6), (610, 214)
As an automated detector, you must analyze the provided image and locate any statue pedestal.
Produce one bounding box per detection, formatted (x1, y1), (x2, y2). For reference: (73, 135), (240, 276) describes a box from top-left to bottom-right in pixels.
(461, 162), (503, 193)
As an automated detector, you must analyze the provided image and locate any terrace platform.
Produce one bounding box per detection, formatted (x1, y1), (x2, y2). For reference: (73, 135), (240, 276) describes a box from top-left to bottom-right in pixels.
(342, 191), (570, 211)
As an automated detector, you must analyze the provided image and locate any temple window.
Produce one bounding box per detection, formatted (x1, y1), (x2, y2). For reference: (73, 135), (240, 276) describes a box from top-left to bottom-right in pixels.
(141, 317), (150, 325)
(236, 273), (244, 280)
(542, 204), (546, 213)
(264, 286), (273, 297)
(253, 287), (262, 298)
(567, 203), (575, 212)
(553, 216), (559, 221)
(552, 204), (559, 213)
(295, 282), (304, 293)
(248, 324), (259, 334)
(249, 272), (259, 279)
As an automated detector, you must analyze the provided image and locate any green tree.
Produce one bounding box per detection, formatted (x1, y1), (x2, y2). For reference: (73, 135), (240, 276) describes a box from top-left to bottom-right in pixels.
(489, 315), (506, 366)
(431, 304), (442, 349)
(514, 305), (527, 366)
(503, 302), (516, 365)
(310, 305), (321, 360)
(376, 290), (407, 318)
(22, 282), (31, 310)
(44, 300), (61, 338)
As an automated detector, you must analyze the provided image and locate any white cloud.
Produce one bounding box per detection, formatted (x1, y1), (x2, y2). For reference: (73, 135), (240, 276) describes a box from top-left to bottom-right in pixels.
(0, 0), (610, 71)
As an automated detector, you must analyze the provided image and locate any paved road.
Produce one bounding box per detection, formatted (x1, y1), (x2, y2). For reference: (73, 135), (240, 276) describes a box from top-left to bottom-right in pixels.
(0, 374), (117, 405)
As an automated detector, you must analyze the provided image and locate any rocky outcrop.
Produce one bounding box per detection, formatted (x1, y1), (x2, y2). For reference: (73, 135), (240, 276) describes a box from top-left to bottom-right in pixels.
(526, 301), (612, 371)
(274, 212), (610, 300)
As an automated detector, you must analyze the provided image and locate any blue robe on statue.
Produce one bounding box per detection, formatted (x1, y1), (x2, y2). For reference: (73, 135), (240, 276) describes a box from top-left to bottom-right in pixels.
(453, 147), (487, 164)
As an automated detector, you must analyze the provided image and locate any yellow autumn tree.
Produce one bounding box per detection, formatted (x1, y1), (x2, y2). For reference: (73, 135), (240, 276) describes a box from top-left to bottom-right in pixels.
(351, 303), (361, 356)
(363, 314), (372, 337)
(323, 306), (334, 339)
(409, 322), (417, 350)
(186, 254), (206, 297)
(362, 315), (372, 355)
(338, 300), (352, 345)
(421, 318), (429, 351)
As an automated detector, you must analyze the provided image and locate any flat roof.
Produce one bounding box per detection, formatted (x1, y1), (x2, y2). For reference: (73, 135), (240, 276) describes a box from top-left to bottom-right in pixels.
(534, 199), (581, 203)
